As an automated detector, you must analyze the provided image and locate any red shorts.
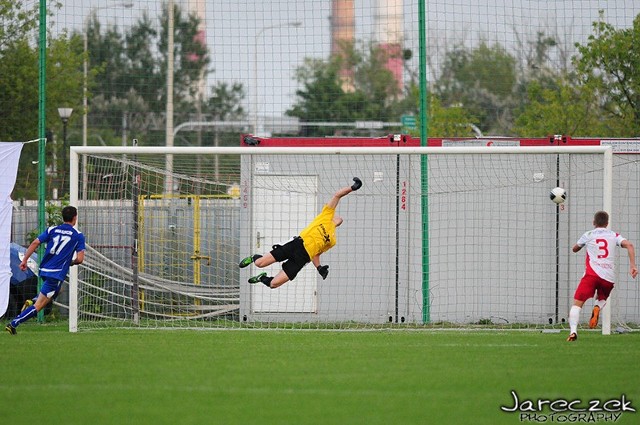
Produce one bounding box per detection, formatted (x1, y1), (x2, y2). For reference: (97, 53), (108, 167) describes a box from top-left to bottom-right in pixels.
(574, 273), (614, 302)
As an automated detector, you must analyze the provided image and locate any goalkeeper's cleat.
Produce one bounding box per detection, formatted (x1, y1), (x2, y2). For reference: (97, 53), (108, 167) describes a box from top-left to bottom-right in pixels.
(239, 256), (254, 268)
(21, 299), (34, 313)
(566, 332), (577, 342)
(5, 324), (17, 335)
(248, 272), (267, 284)
(239, 255), (262, 268)
(589, 305), (600, 329)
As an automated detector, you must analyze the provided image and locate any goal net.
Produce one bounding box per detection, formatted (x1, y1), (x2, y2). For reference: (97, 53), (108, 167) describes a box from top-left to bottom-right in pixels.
(69, 145), (634, 332)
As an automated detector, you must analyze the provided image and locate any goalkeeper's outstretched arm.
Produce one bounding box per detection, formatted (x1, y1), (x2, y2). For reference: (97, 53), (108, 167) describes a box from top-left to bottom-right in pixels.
(327, 177), (361, 209)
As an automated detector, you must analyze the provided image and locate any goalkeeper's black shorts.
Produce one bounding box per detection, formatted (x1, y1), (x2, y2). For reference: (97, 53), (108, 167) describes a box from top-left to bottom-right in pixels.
(271, 237), (311, 281)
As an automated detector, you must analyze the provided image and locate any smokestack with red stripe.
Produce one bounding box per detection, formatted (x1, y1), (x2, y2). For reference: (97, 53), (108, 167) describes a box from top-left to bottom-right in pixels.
(376, 0), (403, 91)
(331, 0), (355, 92)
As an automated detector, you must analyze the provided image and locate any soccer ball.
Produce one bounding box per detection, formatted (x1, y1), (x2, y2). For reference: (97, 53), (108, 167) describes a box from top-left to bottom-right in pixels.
(550, 187), (567, 204)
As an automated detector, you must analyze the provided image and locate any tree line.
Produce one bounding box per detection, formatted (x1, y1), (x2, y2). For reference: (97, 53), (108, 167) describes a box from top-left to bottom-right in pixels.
(1, 1), (638, 199)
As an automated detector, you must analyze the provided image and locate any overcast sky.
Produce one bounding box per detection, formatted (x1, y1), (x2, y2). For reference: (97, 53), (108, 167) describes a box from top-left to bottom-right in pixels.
(51, 1), (639, 118)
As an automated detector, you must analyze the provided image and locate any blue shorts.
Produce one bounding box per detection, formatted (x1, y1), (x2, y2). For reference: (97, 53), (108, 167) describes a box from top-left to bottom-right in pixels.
(40, 277), (63, 299)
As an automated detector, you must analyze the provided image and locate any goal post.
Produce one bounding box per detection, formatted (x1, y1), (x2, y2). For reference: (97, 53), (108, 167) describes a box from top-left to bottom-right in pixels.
(69, 144), (619, 332)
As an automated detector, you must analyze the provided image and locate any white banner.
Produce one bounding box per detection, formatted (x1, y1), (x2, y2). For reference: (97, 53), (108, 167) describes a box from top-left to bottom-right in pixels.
(0, 142), (24, 318)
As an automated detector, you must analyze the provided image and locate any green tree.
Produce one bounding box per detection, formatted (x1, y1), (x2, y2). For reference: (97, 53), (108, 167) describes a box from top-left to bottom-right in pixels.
(574, 11), (640, 136)
(288, 39), (482, 138)
(425, 96), (478, 138)
(512, 31), (564, 119)
(204, 82), (245, 121)
(397, 84), (478, 138)
(287, 40), (404, 136)
(287, 57), (350, 135)
(0, 1), (82, 199)
(515, 13), (640, 138)
(0, 0), (43, 145)
(434, 41), (518, 135)
(514, 78), (604, 136)
(84, 1), (211, 144)
(0, 0), (39, 49)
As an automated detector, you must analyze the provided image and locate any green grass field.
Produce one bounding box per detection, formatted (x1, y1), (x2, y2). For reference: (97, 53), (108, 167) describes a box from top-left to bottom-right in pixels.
(1, 322), (638, 425)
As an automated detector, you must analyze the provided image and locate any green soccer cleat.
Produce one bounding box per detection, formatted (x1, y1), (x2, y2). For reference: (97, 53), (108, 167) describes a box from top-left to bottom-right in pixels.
(5, 324), (17, 335)
(238, 256), (254, 268)
(248, 272), (267, 284)
(21, 299), (34, 313)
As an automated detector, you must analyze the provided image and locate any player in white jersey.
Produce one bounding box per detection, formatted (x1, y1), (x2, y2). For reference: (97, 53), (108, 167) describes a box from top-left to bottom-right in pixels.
(567, 211), (637, 341)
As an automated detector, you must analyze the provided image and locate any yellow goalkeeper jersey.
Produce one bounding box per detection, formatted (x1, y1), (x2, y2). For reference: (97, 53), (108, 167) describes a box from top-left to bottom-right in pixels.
(299, 205), (337, 259)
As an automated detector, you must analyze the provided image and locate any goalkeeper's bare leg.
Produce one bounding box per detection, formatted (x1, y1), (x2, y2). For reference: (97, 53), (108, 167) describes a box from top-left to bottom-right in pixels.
(248, 270), (289, 289)
(242, 251), (288, 288)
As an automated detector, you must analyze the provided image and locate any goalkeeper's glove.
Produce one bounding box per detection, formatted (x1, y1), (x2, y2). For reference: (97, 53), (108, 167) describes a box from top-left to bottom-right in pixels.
(317, 265), (329, 280)
(351, 177), (362, 191)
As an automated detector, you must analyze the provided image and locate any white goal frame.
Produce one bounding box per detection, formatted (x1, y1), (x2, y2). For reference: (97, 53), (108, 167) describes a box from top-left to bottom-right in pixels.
(68, 145), (614, 333)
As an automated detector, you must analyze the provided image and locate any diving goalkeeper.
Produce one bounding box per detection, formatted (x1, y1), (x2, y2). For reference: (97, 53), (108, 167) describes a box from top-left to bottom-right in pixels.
(239, 177), (362, 289)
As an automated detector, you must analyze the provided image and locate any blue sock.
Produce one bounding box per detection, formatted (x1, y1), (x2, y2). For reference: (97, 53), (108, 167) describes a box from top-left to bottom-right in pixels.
(11, 305), (38, 328)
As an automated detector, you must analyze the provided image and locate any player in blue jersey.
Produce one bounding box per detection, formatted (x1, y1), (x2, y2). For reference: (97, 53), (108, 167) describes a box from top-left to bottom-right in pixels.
(5, 206), (85, 335)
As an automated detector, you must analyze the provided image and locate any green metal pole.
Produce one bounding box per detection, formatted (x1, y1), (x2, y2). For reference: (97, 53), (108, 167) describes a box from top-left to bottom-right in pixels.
(37, 0), (47, 323)
(418, 0), (430, 324)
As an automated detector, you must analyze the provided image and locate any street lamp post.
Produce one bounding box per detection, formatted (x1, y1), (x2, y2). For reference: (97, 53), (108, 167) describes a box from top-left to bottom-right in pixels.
(58, 107), (73, 196)
(252, 21), (302, 135)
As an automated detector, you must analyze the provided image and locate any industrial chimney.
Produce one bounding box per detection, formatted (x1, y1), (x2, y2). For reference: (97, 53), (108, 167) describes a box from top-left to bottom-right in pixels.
(375, 0), (404, 91)
(330, 0), (356, 92)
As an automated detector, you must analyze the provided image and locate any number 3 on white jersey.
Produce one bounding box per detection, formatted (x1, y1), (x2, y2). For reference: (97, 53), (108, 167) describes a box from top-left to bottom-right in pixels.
(596, 238), (609, 259)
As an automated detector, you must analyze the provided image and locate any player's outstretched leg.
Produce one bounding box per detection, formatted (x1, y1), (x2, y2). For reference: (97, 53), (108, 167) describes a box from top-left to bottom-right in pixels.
(239, 254), (262, 268)
(248, 272), (267, 283)
(248, 272), (274, 289)
(6, 303), (39, 334)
